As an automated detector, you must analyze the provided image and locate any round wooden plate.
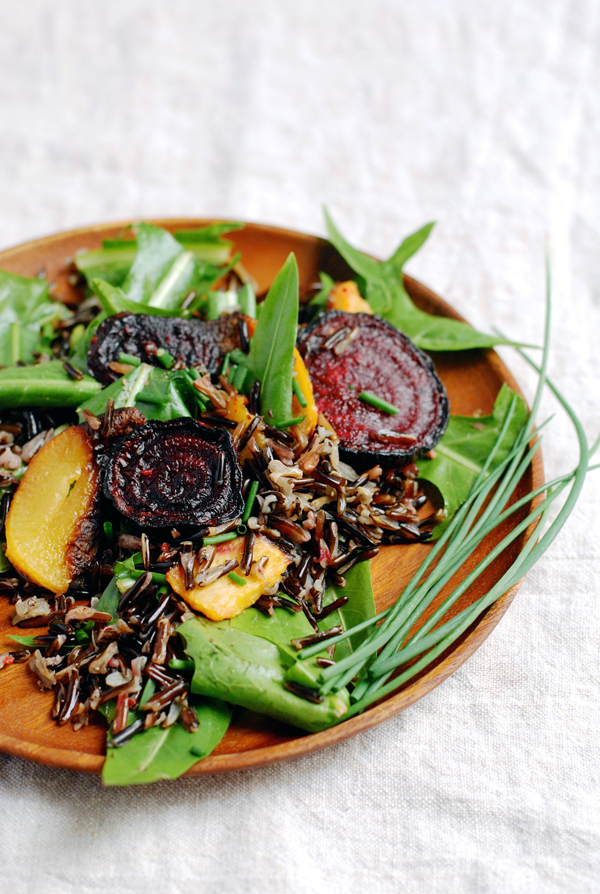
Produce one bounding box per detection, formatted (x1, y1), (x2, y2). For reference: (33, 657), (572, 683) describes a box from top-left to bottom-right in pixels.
(0, 220), (543, 776)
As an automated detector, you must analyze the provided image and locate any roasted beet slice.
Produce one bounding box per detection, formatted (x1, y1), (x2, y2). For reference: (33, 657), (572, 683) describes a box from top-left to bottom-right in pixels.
(88, 312), (244, 384)
(104, 418), (244, 528)
(297, 311), (449, 464)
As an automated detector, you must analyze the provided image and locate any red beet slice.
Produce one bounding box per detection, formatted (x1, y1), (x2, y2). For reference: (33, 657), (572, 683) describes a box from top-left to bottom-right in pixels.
(104, 418), (244, 528)
(88, 312), (244, 384)
(297, 311), (449, 464)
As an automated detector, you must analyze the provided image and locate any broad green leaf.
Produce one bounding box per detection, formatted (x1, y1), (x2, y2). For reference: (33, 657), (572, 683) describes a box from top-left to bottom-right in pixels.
(95, 579), (120, 619)
(122, 223), (191, 308)
(418, 384), (528, 536)
(180, 616), (349, 733)
(78, 366), (197, 421)
(102, 696), (232, 786)
(0, 360), (102, 408)
(324, 209), (528, 352)
(324, 560), (376, 658)
(75, 222), (243, 289)
(90, 279), (184, 318)
(246, 253), (299, 425)
(0, 269), (70, 365)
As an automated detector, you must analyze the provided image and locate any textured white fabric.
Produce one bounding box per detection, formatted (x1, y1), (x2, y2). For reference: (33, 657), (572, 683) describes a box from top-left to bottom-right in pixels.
(1, 2), (599, 892)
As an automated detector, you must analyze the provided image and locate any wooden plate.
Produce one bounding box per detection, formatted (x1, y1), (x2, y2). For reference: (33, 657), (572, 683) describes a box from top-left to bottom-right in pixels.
(0, 219), (543, 776)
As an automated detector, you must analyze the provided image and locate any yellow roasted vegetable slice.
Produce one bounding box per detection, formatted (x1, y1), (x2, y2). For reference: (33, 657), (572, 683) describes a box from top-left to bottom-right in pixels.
(166, 534), (292, 621)
(327, 280), (373, 314)
(5, 426), (101, 594)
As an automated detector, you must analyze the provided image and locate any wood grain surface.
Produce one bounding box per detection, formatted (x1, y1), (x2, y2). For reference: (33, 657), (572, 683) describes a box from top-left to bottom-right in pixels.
(0, 220), (544, 776)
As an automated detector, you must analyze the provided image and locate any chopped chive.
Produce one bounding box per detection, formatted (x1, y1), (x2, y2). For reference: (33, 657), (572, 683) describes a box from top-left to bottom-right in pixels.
(237, 524), (248, 535)
(156, 348), (175, 369)
(292, 377), (308, 408)
(221, 353), (231, 376)
(228, 571), (247, 587)
(359, 390), (399, 415)
(233, 364), (249, 392)
(75, 629), (90, 644)
(273, 415), (306, 430)
(169, 658), (194, 673)
(118, 352), (141, 367)
(348, 384), (355, 390)
(202, 531), (239, 546)
(187, 367), (200, 381)
(242, 480), (259, 523)
(103, 521), (113, 541)
(129, 569), (168, 584)
(227, 363), (237, 383)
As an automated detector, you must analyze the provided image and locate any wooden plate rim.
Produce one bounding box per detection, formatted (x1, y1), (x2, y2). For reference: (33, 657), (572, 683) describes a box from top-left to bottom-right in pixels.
(0, 219), (543, 777)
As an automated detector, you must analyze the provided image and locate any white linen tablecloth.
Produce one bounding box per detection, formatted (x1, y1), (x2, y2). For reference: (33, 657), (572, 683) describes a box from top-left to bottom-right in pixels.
(0, 2), (599, 891)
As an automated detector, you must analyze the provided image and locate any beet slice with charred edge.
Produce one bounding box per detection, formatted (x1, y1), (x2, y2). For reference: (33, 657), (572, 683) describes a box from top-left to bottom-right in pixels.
(88, 312), (244, 384)
(297, 310), (449, 464)
(104, 418), (244, 528)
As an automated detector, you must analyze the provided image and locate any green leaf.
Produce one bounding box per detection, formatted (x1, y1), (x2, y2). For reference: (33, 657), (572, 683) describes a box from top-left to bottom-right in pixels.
(308, 272), (335, 308)
(78, 366), (197, 421)
(0, 268), (71, 365)
(0, 360), (102, 408)
(75, 222), (242, 297)
(121, 223), (191, 308)
(74, 244), (137, 287)
(417, 384), (528, 536)
(90, 279), (183, 318)
(102, 696), (232, 786)
(324, 209), (527, 352)
(246, 253), (299, 425)
(95, 579), (120, 619)
(6, 634), (37, 647)
(179, 616), (349, 733)
(324, 560), (376, 658)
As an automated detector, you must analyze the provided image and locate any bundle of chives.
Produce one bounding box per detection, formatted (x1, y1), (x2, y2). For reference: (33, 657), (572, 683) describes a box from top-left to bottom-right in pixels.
(299, 261), (598, 720)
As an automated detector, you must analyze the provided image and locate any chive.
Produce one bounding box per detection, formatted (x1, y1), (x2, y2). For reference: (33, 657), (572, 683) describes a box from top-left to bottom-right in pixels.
(273, 415), (306, 429)
(128, 569), (168, 584)
(228, 571), (247, 587)
(237, 524), (248, 535)
(103, 521), (113, 541)
(202, 531), (239, 546)
(242, 480), (259, 523)
(233, 364), (249, 392)
(221, 353), (231, 376)
(227, 364), (237, 383)
(187, 367), (200, 381)
(238, 282), (257, 318)
(118, 353), (141, 367)
(169, 658), (194, 673)
(359, 390), (399, 415)
(156, 348), (175, 369)
(348, 384), (355, 390)
(316, 260), (595, 718)
(75, 629), (90, 644)
(292, 377), (308, 408)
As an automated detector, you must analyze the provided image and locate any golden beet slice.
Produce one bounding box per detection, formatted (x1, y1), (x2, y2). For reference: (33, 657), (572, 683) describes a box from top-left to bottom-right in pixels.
(5, 426), (101, 594)
(167, 534), (291, 621)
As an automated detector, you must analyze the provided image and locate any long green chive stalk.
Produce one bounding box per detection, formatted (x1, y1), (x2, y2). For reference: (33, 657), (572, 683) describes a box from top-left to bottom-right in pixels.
(304, 260), (596, 719)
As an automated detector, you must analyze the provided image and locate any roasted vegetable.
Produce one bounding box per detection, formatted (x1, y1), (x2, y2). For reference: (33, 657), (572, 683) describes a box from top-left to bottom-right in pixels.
(87, 312), (245, 384)
(5, 425), (101, 593)
(327, 280), (374, 315)
(167, 534), (292, 621)
(297, 310), (449, 464)
(104, 418), (244, 528)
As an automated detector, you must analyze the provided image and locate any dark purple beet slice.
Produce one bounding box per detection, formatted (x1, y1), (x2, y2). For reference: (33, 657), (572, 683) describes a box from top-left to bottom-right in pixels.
(104, 418), (244, 528)
(87, 312), (244, 384)
(297, 310), (449, 464)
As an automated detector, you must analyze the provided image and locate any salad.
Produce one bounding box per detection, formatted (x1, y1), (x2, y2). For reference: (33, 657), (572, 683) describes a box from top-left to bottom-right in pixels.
(0, 213), (591, 785)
